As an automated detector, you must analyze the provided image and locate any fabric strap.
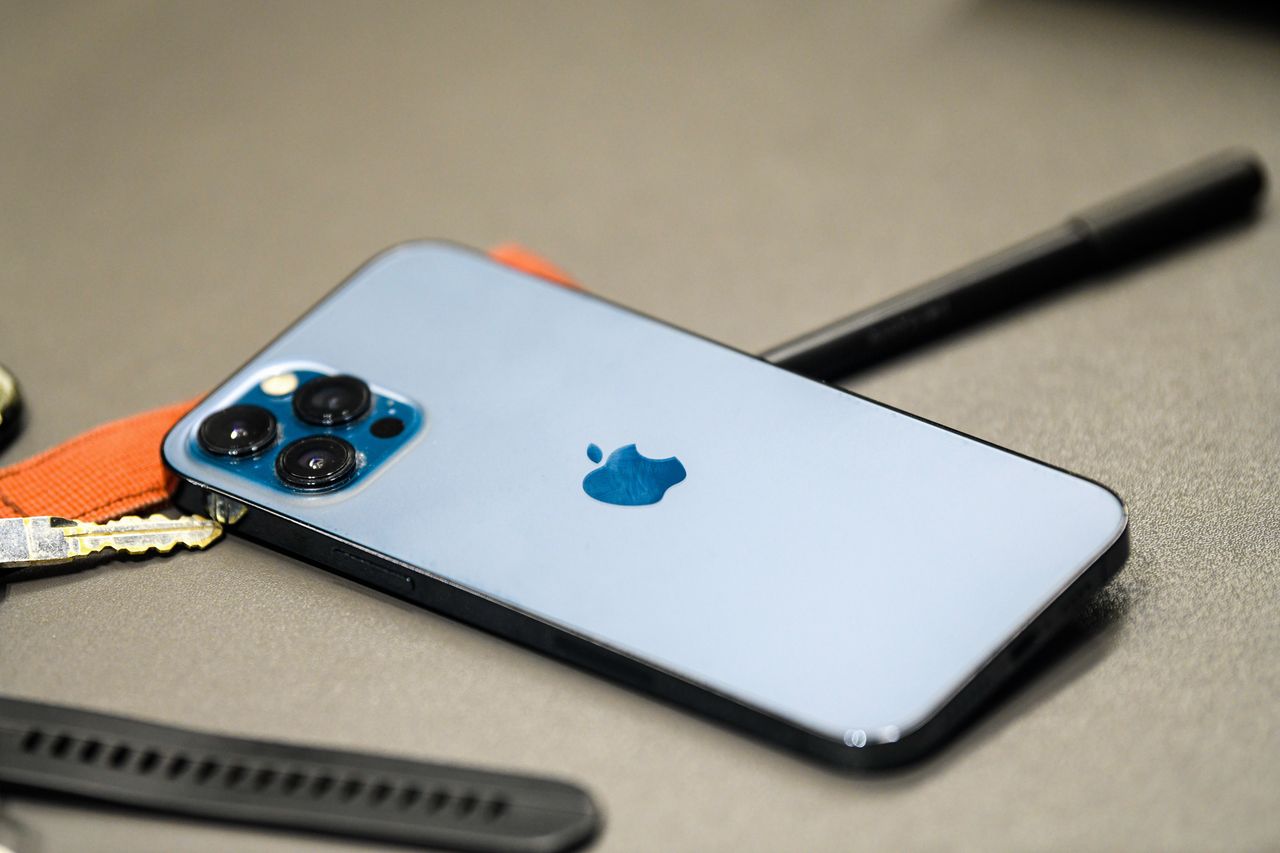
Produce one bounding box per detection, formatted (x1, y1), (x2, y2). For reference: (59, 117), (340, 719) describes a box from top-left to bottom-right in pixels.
(0, 245), (577, 522)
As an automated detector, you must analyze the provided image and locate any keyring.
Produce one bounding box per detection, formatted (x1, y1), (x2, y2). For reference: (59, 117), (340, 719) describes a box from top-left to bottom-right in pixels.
(0, 364), (22, 454)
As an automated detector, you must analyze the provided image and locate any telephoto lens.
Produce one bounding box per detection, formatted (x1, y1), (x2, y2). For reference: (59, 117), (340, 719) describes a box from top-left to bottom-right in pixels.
(198, 405), (278, 457)
(276, 435), (358, 491)
(293, 375), (371, 426)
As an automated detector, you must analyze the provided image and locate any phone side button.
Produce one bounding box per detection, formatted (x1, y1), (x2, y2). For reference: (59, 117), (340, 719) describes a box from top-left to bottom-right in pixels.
(331, 546), (415, 591)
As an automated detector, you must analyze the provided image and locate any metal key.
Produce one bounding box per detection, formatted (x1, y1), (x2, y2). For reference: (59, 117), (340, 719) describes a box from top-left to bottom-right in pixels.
(0, 514), (222, 570)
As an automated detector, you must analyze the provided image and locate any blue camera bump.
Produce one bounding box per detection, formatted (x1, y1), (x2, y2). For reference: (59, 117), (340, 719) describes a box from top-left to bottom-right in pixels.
(191, 368), (421, 495)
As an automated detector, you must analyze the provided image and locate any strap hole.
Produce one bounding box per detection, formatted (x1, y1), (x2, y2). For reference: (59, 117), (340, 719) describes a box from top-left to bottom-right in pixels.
(398, 785), (421, 809)
(224, 765), (248, 788)
(50, 735), (73, 759)
(309, 774), (334, 797)
(195, 759), (220, 784)
(77, 740), (102, 763)
(425, 789), (450, 813)
(108, 744), (131, 768)
(485, 796), (509, 821)
(281, 772), (306, 794)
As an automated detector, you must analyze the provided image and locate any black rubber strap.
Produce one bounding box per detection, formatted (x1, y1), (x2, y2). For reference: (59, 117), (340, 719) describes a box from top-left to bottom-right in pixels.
(0, 696), (599, 852)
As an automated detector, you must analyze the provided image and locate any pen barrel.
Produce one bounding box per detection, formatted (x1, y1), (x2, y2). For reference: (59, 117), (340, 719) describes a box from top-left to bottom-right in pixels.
(763, 226), (1092, 380)
(1072, 148), (1266, 266)
(765, 149), (1267, 382)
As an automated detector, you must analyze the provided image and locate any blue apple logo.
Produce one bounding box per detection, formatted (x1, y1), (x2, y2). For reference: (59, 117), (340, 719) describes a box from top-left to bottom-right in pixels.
(583, 443), (686, 506)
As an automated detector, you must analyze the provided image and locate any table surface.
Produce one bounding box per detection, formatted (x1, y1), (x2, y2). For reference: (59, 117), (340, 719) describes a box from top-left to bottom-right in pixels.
(2, 2), (1277, 851)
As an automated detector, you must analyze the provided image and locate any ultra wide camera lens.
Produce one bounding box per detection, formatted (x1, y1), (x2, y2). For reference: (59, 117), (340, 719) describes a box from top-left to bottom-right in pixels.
(276, 435), (358, 491)
(197, 405), (278, 457)
(292, 375), (372, 426)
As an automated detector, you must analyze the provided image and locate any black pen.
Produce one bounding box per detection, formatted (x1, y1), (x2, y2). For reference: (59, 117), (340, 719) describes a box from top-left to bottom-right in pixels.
(763, 149), (1267, 381)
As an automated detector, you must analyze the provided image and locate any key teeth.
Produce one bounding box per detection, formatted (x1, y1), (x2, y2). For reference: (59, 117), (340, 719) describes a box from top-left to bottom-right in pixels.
(113, 537), (219, 559)
(114, 514), (213, 524)
(76, 513), (223, 565)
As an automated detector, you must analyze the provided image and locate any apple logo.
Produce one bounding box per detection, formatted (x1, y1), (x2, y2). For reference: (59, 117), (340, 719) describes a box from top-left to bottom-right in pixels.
(583, 443), (686, 506)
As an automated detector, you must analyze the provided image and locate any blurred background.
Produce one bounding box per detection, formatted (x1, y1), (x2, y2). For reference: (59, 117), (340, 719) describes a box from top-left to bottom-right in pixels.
(1, 2), (1277, 850)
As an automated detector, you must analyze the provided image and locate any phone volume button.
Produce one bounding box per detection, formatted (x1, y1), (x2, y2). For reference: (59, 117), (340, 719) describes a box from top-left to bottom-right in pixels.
(331, 546), (415, 591)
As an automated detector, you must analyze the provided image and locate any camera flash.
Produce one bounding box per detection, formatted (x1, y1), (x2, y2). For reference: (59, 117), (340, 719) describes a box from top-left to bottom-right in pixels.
(260, 372), (299, 397)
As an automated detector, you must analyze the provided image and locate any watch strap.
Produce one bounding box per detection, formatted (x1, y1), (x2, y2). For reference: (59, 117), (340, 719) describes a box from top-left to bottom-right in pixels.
(0, 696), (599, 852)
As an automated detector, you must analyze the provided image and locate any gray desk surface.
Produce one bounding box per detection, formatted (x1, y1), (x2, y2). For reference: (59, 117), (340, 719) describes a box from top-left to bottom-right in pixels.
(1, 2), (1277, 850)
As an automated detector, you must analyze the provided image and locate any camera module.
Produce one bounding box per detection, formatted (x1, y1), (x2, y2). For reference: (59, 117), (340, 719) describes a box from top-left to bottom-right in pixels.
(276, 435), (358, 491)
(198, 405), (278, 457)
(293, 374), (371, 426)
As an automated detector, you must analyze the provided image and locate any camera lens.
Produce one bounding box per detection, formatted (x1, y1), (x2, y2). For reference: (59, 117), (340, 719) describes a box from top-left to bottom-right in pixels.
(370, 416), (405, 438)
(276, 435), (358, 491)
(198, 405), (277, 457)
(293, 375), (371, 426)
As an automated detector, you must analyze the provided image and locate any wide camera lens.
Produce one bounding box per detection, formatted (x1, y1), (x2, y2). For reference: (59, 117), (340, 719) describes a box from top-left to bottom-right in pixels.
(276, 435), (358, 491)
(293, 375), (371, 426)
(198, 405), (277, 457)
